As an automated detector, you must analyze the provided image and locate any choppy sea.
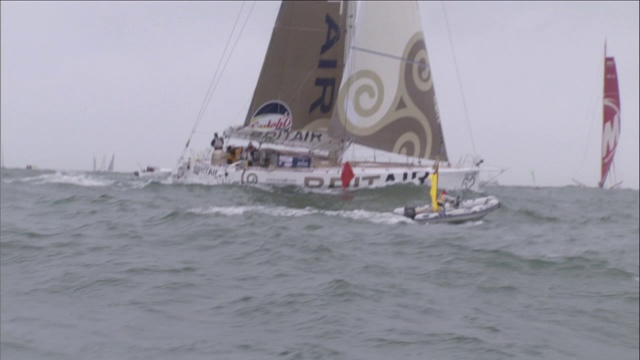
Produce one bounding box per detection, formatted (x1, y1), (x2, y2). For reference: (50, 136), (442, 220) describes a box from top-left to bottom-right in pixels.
(1, 168), (638, 360)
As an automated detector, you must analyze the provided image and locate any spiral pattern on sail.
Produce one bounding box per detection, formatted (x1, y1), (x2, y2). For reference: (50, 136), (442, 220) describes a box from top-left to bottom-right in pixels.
(332, 32), (446, 160)
(412, 48), (433, 92)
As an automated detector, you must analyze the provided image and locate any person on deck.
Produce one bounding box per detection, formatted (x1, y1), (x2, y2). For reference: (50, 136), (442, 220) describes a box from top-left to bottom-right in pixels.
(226, 146), (235, 164)
(234, 146), (243, 163)
(211, 133), (224, 150)
(245, 142), (256, 166)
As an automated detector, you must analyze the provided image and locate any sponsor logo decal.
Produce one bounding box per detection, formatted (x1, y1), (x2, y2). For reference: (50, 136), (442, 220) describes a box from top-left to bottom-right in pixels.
(250, 101), (292, 130)
(602, 99), (620, 159)
(309, 14), (340, 114)
(193, 163), (219, 177)
(246, 130), (324, 145)
(303, 171), (430, 188)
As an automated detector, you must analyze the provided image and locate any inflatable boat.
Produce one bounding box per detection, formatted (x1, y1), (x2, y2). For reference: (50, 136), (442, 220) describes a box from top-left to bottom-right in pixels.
(393, 196), (501, 224)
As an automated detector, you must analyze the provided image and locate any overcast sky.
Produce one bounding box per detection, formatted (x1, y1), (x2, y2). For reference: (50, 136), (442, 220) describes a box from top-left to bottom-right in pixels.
(1, 1), (638, 189)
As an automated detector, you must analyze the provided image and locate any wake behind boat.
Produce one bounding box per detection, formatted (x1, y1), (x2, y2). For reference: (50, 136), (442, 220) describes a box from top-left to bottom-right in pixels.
(394, 196), (501, 224)
(172, 0), (484, 191)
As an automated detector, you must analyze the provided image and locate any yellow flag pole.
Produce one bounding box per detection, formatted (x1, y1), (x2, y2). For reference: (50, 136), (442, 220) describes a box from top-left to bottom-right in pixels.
(430, 160), (440, 212)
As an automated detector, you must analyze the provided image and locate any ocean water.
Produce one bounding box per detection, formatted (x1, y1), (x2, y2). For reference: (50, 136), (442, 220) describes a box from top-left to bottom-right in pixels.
(1, 168), (638, 360)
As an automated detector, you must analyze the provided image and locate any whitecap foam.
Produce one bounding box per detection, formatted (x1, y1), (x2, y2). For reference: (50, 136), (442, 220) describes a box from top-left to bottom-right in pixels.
(18, 171), (114, 187)
(461, 220), (485, 227)
(323, 209), (415, 225)
(189, 205), (318, 217)
(296, 187), (344, 196)
(189, 205), (413, 225)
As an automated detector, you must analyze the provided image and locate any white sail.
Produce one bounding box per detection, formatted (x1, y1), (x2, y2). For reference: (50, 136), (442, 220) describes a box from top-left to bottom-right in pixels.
(329, 1), (447, 162)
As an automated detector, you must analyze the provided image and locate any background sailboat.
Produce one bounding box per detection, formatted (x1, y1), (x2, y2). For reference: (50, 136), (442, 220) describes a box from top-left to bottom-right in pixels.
(599, 43), (622, 188)
(574, 42), (623, 189)
(107, 154), (115, 172)
(92, 154), (115, 173)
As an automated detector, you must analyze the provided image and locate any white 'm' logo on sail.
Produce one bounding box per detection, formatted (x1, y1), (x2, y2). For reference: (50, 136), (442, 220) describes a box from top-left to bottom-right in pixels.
(602, 98), (620, 157)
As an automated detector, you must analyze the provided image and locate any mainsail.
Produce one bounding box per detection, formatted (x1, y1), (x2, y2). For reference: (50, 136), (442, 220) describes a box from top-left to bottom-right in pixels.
(328, 1), (448, 162)
(241, 1), (448, 162)
(599, 46), (621, 188)
(244, 0), (347, 132)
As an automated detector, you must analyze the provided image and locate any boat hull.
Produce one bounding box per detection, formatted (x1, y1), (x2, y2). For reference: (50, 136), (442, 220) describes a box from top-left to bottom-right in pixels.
(134, 168), (172, 180)
(393, 196), (500, 224)
(172, 160), (480, 191)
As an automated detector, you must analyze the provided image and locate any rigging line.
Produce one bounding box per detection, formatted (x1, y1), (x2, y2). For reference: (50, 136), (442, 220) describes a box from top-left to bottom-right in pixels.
(441, 2), (476, 156)
(233, 96), (252, 124)
(351, 46), (429, 68)
(181, 1), (247, 153)
(203, 1), (257, 130)
(193, 1), (248, 132)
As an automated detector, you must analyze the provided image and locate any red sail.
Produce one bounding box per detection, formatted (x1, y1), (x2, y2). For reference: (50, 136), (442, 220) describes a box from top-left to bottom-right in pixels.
(599, 55), (621, 188)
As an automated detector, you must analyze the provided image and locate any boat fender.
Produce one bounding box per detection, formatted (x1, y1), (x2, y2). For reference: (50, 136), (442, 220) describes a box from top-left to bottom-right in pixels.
(403, 206), (417, 219)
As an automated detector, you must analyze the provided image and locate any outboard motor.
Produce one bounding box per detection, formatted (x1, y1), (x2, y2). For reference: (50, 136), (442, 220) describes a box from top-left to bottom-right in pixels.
(403, 206), (417, 219)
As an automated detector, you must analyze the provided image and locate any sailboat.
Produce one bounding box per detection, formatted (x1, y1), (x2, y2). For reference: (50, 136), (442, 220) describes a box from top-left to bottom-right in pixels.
(573, 43), (622, 189)
(599, 44), (622, 189)
(173, 1), (482, 190)
(92, 153), (115, 172)
(107, 154), (115, 172)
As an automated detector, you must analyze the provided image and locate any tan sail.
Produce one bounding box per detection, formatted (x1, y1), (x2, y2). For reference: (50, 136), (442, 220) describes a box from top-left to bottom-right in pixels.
(329, 1), (448, 161)
(244, 0), (347, 132)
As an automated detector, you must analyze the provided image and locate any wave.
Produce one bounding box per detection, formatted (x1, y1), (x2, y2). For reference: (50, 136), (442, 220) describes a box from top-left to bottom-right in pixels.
(513, 208), (559, 222)
(468, 246), (638, 281)
(7, 171), (116, 187)
(188, 204), (414, 225)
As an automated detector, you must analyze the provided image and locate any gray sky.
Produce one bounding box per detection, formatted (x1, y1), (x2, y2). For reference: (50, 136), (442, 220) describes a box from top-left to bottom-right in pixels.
(1, 1), (638, 189)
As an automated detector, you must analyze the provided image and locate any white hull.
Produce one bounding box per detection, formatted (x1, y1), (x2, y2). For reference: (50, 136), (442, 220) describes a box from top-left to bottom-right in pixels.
(394, 196), (500, 224)
(172, 159), (480, 191)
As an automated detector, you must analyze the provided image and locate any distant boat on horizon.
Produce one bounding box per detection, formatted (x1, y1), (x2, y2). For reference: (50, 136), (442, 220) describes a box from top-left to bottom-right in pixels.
(93, 154), (115, 173)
